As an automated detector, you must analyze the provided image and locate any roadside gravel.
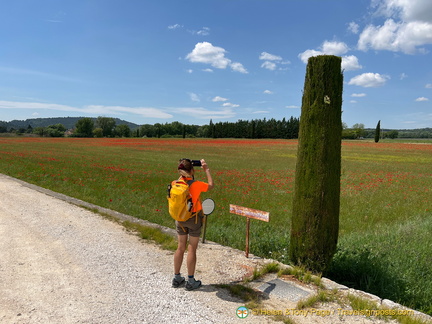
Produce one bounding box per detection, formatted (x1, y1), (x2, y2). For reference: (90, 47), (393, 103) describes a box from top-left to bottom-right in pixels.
(0, 174), (270, 324)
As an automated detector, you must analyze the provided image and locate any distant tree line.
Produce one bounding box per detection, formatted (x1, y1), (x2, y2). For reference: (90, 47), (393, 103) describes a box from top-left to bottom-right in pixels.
(1, 117), (431, 139)
(113, 117), (301, 139)
(208, 117), (300, 139)
(342, 123), (403, 139)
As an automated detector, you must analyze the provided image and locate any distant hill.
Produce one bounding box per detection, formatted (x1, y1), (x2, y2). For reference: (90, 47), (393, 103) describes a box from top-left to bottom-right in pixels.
(1, 117), (140, 130)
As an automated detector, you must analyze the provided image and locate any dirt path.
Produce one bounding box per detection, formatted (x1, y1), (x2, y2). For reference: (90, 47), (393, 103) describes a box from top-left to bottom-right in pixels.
(0, 174), (429, 324)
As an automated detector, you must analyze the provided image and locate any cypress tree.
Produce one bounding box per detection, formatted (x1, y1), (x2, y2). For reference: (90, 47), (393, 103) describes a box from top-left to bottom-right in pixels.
(289, 55), (343, 272)
(375, 120), (381, 143)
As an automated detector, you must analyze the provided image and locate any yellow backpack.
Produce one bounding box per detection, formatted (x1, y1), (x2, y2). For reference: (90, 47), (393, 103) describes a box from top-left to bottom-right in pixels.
(167, 178), (196, 222)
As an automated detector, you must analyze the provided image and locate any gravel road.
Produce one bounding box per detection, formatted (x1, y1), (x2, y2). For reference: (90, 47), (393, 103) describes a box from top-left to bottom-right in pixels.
(1, 174), (430, 324)
(0, 174), (271, 324)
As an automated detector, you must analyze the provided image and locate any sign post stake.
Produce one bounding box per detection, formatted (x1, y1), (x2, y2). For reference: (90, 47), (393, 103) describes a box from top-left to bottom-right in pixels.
(245, 217), (250, 258)
(202, 215), (207, 243)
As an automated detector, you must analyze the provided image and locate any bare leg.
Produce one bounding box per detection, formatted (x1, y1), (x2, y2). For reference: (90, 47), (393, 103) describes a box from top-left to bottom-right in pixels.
(174, 234), (187, 274)
(187, 236), (200, 276)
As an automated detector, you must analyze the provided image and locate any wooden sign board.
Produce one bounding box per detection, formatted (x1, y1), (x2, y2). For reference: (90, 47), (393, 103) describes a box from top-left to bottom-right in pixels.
(230, 204), (270, 258)
(229, 204), (270, 222)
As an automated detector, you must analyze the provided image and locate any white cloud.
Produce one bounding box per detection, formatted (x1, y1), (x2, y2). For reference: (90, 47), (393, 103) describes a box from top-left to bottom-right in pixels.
(350, 100), (358, 103)
(298, 41), (361, 71)
(348, 21), (360, 34)
(176, 107), (235, 119)
(202, 68), (213, 73)
(259, 51), (289, 71)
(261, 61), (277, 70)
(348, 73), (390, 87)
(186, 69), (193, 74)
(189, 92), (200, 102)
(400, 72), (408, 80)
(351, 93), (367, 97)
(415, 97), (429, 101)
(186, 42), (230, 69)
(168, 24), (183, 30)
(321, 40), (349, 55)
(230, 62), (248, 74)
(358, 19), (432, 54)
(342, 55), (362, 71)
(259, 52), (282, 61)
(263, 90), (273, 94)
(85, 105), (173, 118)
(286, 105), (300, 109)
(357, 0), (432, 54)
(222, 102), (240, 108)
(186, 42), (247, 73)
(298, 49), (323, 63)
(0, 100), (173, 118)
(425, 83), (432, 88)
(195, 27), (210, 36)
(374, 0), (432, 23)
(212, 96), (228, 102)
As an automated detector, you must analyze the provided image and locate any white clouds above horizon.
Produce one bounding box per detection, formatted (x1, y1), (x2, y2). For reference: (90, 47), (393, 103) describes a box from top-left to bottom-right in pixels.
(0, 100), (173, 119)
(0, 99), (242, 121)
(212, 96), (228, 102)
(189, 92), (200, 102)
(222, 102), (239, 108)
(259, 51), (290, 71)
(168, 24), (210, 36)
(186, 42), (248, 73)
(348, 73), (390, 87)
(298, 41), (362, 71)
(168, 24), (183, 30)
(415, 97), (429, 101)
(176, 107), (236, 119)
(357, 0), (432, 54)
(348, 21), (360, 34)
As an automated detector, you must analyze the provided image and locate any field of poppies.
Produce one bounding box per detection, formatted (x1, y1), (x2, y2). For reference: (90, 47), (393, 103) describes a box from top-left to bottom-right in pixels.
(0, 136), (431, 315)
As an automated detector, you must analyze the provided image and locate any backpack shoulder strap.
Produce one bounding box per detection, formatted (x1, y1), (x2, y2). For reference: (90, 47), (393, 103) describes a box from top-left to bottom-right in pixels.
(187, 179), (195, 186)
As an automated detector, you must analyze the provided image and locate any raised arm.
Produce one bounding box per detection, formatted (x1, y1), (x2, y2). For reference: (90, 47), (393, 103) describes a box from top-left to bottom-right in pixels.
(200, 159), (214, 190)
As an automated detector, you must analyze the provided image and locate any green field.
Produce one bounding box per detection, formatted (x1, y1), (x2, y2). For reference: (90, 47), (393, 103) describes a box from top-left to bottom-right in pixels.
(0, 137), (431, 315)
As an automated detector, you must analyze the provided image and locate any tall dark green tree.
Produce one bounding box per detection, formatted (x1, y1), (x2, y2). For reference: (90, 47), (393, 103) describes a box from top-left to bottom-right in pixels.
(375, 120), (381, 143)
(75, 118), (94, 137)
(97, 117), (116, 137)
(289, 55), (343, 272)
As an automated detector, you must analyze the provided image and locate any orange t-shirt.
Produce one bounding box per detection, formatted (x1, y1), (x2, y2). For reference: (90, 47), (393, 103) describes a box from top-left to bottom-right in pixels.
(182, 177), (209, 212)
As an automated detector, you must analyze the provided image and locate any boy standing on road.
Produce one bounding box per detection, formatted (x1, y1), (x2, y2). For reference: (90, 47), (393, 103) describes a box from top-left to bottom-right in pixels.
(172, 158), (214, 290)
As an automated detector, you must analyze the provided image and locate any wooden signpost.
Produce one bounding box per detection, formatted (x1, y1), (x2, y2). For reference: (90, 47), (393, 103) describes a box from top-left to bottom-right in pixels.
(229, 204), (270, 258)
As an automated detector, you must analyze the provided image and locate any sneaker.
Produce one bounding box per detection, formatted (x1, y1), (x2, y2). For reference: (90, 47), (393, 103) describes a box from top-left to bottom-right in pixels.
(185, 279), (202, 291)
(172, 276), (185, 288)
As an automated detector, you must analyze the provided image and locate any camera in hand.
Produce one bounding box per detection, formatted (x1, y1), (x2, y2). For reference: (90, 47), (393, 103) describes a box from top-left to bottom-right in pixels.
(191, 160), (202, 167)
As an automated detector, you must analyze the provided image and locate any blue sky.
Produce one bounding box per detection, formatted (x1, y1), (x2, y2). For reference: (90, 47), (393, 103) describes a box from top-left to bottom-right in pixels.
(0, 0), (431, 129)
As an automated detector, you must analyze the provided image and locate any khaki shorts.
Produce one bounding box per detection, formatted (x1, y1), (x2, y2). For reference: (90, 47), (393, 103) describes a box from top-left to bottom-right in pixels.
(176, 211), (204, 237)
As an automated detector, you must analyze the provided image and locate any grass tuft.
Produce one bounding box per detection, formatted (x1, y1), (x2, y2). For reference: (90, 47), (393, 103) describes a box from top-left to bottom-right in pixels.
(217, 284), (262, 309)
(122, 221), (177, 251)
(278, 265), (323, 288)
(296, 290), (337, 309)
